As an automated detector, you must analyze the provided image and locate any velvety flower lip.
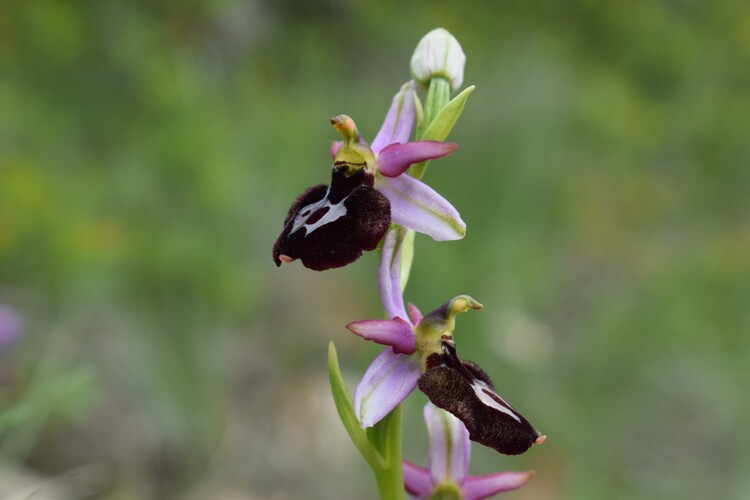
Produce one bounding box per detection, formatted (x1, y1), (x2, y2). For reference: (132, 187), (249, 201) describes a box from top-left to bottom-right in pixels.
(271, 170), (391, 271)
(403, 403), (534, 499)
(273, 117), (391, 271)
(418, 340), (543, 456)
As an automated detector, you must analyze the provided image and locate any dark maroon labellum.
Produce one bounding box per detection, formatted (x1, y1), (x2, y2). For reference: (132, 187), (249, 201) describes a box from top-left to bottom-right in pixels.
(418, 341), (541, 455)
(272, 166), (391, 271)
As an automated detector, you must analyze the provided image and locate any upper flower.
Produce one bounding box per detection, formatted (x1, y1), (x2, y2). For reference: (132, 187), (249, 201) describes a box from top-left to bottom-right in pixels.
(347, 228), (545, 455)
(404, 402), (534, 500)
(411, 28), (466, 93)
(273, 81), (466, 271)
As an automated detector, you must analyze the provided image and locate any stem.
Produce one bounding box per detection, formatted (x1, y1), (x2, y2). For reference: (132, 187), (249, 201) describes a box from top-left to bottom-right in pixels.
(336, 74), (458, 500)
(373, 405), (405, 500)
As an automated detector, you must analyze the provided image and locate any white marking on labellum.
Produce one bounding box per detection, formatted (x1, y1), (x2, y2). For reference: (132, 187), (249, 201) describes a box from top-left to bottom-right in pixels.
(289, 187), (351, 237)
(471, 380), (522, 423)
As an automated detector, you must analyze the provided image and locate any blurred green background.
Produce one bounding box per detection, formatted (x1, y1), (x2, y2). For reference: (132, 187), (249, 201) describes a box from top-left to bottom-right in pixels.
(1, 0), (749, 498)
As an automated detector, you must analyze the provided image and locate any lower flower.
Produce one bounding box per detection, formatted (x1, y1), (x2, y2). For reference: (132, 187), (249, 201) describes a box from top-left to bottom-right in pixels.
(404, 402), (535, 500)
(348, 229), (545, 455)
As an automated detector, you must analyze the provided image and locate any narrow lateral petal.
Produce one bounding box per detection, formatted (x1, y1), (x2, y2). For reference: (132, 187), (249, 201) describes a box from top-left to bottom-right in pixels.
(377, 141), (458, 178)
(353, 348), (420, 428)
(346, 318), (415, 354)
(424, 403), (471, 485)
(378, 174), (466, 241)
(371, 81), (416, 154)
(378, 228), (409, 321)
(462, 471), (535, 500)
(402, 461), (433, 497)
(407, 303), (423, 325)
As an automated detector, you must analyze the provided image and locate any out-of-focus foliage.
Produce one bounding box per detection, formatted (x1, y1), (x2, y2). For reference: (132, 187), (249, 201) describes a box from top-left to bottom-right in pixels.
(1, 0), (748, 499)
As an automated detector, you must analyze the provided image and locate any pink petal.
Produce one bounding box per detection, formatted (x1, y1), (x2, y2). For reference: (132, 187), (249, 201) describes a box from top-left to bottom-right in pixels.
(407, 303), (423, 325)
(403, 461), (433, 497)
(377, 174), (466, 241)
(463, 471), (535, 500)
(377, 141), (458, 178)
(330, 140), (344, 159)
(378, 229), (408, 321)
(371, 81), (416, 154)
(346, 318), (416, 355)
(353, 348), (420, 428)
(424, 403), (470, 485)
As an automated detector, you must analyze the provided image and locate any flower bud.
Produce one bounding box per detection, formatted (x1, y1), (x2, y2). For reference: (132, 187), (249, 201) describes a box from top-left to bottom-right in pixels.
(410, 28), (466, 92)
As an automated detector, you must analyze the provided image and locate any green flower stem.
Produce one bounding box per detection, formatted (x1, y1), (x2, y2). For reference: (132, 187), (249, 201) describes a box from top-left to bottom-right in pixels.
(371, 405), (405, 500)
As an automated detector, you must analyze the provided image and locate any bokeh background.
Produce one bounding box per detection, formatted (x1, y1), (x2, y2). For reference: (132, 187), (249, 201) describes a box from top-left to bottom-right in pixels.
(1, 1), (749, 498)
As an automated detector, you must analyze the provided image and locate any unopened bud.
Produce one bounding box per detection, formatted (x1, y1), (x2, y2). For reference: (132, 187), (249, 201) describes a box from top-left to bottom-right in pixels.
(410, 28), (466, 92)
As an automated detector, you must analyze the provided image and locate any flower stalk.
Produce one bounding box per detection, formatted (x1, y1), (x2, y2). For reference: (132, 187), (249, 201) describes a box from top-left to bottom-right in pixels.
(355, 30), (473, 497)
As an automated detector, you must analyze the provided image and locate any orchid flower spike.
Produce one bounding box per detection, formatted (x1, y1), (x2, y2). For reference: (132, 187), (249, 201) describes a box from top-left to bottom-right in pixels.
(273, 81), (465, 271)
(404, 403), (534, 499)
(347, 229), (544, 455)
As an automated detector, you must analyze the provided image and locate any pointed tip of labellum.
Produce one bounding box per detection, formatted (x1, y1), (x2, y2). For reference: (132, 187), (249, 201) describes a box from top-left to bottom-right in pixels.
(534, 435), (547, 445)
(278, 254), (294, 264)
